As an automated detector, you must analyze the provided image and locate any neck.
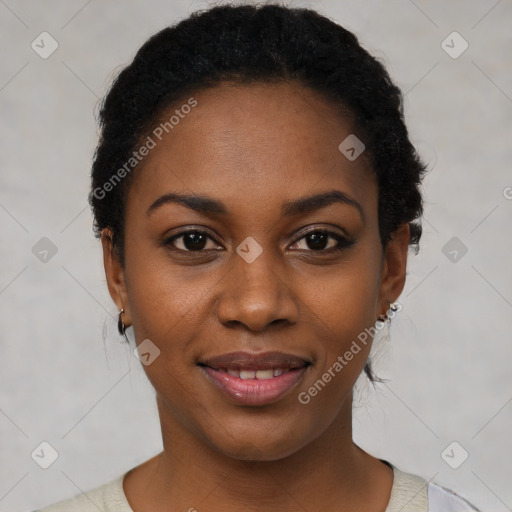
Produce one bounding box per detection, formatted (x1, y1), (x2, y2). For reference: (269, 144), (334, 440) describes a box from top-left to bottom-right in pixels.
(123, 392), (392, 512)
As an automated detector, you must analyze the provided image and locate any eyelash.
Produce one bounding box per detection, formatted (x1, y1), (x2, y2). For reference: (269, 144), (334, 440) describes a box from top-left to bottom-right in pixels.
(163, 228), (354, 254)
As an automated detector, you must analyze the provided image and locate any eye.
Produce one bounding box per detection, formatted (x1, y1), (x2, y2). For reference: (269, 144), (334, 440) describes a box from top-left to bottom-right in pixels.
(164, 229), (222, 252)
(289, 229), (353, 253)
(164, 228), (353, 254)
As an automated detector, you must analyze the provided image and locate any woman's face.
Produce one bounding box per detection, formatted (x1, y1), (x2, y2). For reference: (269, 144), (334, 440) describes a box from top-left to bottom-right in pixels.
(103, 81), (408, 460)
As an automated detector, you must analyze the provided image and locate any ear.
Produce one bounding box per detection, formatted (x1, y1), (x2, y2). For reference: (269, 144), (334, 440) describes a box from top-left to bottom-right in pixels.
(101, 228), (131, 326)
(377, 223), (410, 317)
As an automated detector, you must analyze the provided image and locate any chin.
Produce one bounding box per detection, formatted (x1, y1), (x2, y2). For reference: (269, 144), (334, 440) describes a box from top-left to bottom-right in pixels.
(203, 421), (314, 463)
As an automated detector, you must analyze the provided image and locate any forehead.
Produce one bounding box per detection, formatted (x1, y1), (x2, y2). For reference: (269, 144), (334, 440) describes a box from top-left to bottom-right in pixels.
(128, 81), (376, 219)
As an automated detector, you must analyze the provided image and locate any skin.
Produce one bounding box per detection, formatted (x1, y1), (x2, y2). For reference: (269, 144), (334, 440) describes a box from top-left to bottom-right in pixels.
(101, 81), (410, 512)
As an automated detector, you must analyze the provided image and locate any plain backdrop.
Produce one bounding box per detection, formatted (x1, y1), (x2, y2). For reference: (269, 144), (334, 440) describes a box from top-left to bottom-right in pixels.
(1, 1), (511, 511)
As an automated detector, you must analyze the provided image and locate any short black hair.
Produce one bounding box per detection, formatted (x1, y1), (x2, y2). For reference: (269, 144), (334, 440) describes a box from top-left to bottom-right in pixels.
(89, 3), (427, 382)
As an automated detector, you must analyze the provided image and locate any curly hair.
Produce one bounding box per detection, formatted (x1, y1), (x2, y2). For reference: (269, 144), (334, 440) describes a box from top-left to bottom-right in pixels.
(89, 3), (427, 382)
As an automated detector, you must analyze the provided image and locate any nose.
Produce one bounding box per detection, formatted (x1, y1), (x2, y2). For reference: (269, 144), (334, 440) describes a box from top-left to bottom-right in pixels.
(215, 250), (300, 332)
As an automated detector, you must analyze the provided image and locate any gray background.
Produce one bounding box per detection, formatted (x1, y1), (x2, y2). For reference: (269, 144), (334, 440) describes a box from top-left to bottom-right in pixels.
(1, 0), (511, 511)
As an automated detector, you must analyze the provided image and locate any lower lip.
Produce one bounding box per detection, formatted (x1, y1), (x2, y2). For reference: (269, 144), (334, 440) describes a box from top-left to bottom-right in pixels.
(201, 366), (308, 406)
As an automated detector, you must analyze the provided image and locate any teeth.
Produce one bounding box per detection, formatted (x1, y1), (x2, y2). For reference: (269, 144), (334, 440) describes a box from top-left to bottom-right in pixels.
(255, 369), (274, 380)
(218, 368), (290, 379)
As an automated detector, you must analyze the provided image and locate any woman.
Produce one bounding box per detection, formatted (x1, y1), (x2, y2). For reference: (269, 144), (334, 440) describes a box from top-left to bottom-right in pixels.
(35, 3), (479, 511)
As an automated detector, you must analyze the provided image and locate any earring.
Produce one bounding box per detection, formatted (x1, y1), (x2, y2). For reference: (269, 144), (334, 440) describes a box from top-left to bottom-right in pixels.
(117, 308), (125, 335)
(117, 308), (131, 344)
(377, 301), (400, 323)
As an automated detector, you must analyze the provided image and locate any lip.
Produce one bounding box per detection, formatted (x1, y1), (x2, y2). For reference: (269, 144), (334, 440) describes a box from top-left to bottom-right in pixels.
(199, 351), (311, 406)
(200, 351), (310, 371)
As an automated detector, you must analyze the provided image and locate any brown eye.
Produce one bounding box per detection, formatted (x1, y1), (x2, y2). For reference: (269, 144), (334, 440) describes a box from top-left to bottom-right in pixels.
(290, 230), (354, 253)
(165, 230), (221, 252)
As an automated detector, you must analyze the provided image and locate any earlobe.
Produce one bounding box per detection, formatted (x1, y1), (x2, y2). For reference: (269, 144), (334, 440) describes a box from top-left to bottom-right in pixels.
(378, 223), (410, 316)
(100, 228), (131, 324)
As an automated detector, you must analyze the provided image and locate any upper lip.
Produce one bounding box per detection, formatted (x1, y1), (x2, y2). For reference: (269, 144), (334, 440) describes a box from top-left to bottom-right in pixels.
(199, 351), (311, 371)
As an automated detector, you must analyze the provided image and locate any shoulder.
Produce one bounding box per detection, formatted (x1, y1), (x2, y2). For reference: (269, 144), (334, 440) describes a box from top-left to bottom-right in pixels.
(31, 473), (133, 512)
(385, 462), (480, 512)
(427, 482), (481, 512)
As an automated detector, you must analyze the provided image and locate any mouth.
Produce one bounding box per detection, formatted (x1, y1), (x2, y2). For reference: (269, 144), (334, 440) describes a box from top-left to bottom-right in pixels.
(198, 351), (312, 406)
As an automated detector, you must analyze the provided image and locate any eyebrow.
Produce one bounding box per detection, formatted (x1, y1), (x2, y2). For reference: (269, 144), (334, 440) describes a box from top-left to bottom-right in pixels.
(146, 190), (364, 221)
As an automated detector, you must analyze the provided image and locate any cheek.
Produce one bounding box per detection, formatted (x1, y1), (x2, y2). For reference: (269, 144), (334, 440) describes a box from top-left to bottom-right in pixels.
(125, 262), (210, 419)
(301, 255), (382, 384)
(128, 279), (202, 342)
(124, 243), (213, 344)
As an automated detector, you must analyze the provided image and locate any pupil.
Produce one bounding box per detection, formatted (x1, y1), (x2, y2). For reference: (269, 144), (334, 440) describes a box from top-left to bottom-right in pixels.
(185, 232), (206, 251)
(307, 233), (327, 250)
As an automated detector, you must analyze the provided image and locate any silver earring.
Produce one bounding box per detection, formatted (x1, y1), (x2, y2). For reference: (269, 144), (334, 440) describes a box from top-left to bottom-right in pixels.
(377, 301), (400, 323)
